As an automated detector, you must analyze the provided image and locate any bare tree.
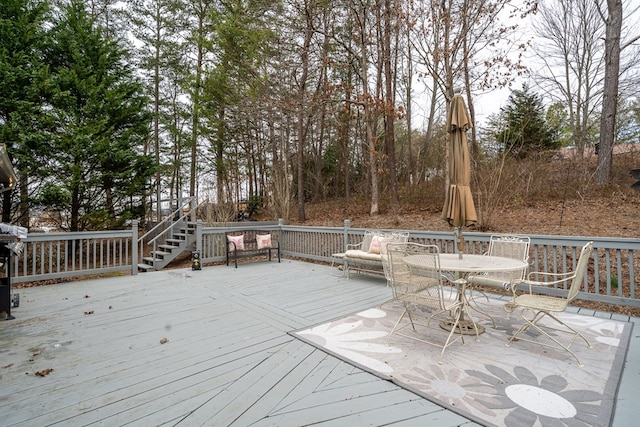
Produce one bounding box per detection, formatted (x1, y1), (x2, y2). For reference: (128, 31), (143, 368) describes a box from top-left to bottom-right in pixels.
(596, 0), (622, 184)
(294, 1), (315, 221)
(411, 0), (534, 148)
(353, 0), (381, 215)
(382, 0), (400, 209)
(533, 0), (605, 156)
(596, 0), (640, 184)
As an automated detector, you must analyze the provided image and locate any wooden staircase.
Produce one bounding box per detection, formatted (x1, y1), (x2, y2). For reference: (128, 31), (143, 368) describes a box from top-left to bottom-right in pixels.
(137, 222), (196, 272)
(137, 197), (199, 272)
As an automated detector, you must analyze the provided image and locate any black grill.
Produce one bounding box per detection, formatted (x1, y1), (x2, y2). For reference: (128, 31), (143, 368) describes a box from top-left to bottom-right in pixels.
(0, 238), (19, 320)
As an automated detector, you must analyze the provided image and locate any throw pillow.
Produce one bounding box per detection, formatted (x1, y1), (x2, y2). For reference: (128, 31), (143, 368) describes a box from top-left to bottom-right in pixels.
(256, 234), (272, 249)
(368, 235), (385, 254)
(227, 234), (245, 251)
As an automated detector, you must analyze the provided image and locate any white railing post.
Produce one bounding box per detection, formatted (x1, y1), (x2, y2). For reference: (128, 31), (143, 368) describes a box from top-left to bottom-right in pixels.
(343, 219), (350, 251)
(196, 220), (202, 253)
(131, 220), (138, 275)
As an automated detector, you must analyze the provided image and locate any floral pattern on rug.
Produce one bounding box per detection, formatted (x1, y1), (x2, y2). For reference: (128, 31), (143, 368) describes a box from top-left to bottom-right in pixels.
(297, 307), (402, 374)
(293, 300), (631, 427)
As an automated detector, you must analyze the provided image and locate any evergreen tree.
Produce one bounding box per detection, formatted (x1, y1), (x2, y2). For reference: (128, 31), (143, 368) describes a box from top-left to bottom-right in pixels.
(202, 0), (275, 205)
(545, 102), (573, 148)
(0, 0), (51, 224)
(125, 0), (185, 223)
(491, 85), (559, 159)
(44, 0), (154, 231)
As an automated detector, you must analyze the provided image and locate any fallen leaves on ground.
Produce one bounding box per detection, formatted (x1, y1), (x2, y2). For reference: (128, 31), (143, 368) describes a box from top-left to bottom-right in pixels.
(35, 368), (53, 377)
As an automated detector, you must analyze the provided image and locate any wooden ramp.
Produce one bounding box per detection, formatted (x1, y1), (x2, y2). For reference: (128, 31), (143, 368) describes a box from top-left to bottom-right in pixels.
(0, 259), (638, 426)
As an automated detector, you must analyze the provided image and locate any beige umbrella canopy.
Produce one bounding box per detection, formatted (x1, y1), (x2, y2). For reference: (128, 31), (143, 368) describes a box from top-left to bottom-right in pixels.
(441, 93), (477, 256)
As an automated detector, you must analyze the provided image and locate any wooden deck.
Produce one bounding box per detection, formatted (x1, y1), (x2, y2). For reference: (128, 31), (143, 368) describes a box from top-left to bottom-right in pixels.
(1, 259), (638, 426)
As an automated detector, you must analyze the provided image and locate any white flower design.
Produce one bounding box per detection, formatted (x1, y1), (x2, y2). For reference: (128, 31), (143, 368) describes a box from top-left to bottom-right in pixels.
(299, 319), (401, 374)
(358, 307), (386, 319)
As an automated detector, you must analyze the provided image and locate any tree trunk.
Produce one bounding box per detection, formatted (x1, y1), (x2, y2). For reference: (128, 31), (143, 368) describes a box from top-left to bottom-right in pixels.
(190, 25), (203, 203)
(17, 173), (29, 227)
(296, 2), (314, 222)
(153, 8), (161, 224)
(405, 28), (414, 186)
(383, 0), (398, 209)
(340, 69), (353, 209)
(355, 4), (379, 216)
(596, 0), (622, 185)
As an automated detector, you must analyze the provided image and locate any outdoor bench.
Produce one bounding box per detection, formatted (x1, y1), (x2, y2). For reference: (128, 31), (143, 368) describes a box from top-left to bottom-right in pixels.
(342, 230), (409, 278)
(226, 230), (280, 268)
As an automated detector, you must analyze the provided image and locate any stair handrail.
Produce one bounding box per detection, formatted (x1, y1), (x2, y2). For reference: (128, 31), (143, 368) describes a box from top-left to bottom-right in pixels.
(137, 197), (196, 268)
(138, 197), (196, 243)
(137, 197), (211, 269)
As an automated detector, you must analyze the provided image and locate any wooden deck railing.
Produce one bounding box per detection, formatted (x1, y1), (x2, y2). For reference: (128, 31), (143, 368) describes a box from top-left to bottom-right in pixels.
(10, 219), (639, 308)
(11, 223), (137, 284)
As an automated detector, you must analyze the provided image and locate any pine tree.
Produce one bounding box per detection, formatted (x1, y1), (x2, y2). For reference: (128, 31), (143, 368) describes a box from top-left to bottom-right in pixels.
(125, 0), (185, 223)
(491, 85), (559, 159)
(0, 0), (51, 224)
(44, 0), (154, 231)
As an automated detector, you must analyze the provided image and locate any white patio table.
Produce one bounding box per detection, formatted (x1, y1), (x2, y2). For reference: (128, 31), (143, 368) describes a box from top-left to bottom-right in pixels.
(404, 253), (528, 335)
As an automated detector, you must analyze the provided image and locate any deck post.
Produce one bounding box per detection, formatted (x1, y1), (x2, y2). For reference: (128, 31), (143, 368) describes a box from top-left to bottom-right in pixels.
(131, 220), (138, 276)
(343, 219), (350, 251)
(195, 220), (203, 253)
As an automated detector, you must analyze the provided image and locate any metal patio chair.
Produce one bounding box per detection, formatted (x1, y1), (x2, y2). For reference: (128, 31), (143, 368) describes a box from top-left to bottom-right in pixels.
(467, 234), (530, 325)
(506, 241), (594, 367)
(385, 243), (465, 364)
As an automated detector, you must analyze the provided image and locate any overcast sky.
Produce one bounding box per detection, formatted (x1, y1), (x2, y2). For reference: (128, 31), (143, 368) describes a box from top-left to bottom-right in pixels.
(409, 0), (640, 129)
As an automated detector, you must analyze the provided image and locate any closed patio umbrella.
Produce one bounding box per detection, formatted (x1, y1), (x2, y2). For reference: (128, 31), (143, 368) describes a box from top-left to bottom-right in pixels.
(441, 92), (477, 258)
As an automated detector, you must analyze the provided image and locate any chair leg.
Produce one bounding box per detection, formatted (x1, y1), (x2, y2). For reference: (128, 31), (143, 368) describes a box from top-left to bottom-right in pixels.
(378, 297), (394, 309)
(386, 306), (409, 346)
(504, 285), (518, 316)
(438, 306), (464, 364)
(378, 281), (400, 309)
(405, 303), (420, 331)
(386, 302), (465, 364)
(507, 309), (592, 367)
(506, 310), (541, 342)
(330, 255), (345, 277)
(544, 311), (593, 349)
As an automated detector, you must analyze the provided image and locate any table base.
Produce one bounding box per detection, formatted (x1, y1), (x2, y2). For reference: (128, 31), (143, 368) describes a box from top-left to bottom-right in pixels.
(440, 318), (485, 335)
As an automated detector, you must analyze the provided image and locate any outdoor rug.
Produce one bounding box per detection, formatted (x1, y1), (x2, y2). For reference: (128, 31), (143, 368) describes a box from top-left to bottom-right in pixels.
(291, 297), (632, 427)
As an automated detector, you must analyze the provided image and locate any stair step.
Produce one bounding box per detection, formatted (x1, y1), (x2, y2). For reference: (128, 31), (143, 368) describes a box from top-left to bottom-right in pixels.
(137, 263), (155, 272)
(139, 214), (197, 272)
(166, 239), (185, 245)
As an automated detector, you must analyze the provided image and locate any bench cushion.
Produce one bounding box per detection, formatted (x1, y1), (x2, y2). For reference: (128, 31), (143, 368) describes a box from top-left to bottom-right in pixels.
(344, 249), (382, 262)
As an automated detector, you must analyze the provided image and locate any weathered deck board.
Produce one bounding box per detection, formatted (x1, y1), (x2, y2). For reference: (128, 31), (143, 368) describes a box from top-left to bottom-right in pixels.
(0, 259), (638, 426)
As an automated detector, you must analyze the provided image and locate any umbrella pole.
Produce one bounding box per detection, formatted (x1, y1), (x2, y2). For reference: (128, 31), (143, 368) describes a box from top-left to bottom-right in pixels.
(454, 227), (464, 260)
